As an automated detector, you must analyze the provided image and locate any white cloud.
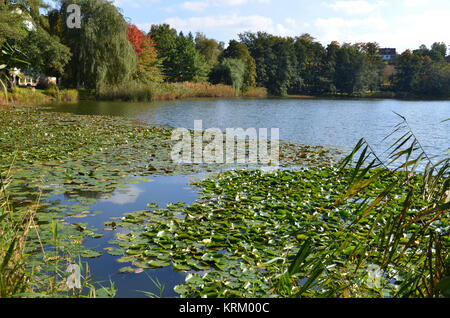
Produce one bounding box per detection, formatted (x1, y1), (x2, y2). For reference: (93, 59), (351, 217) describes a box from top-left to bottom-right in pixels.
(403, 0), (429, 6)
(314, 15), (388, 44)
(113, 0), (161, 9)
(325, 0), (386, 15)
(313, 7), (449, 52)
(177, 0), (271, 12)
(181, 1), (210, 12)
(164, 14), (293, 37)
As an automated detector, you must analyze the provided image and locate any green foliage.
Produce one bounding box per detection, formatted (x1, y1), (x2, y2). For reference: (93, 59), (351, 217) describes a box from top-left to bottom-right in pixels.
(331, 43), (383, 95)
(0, 42), (29, 103)
(19, 26), (71, 77)
(151, 24), (208, 83)
(395, 49), (450, 98)
(60, 0), (137, 89)
(211, 58), (246, 94)
(293, 35), (325, 94)
(195, 32), (223, 70)
(217, 40), (256, 91)
(240, 32), (298, 96)
(0, 2), (27, 45)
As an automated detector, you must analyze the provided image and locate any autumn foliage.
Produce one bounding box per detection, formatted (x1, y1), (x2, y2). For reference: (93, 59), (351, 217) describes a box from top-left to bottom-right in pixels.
(127, 24), (163, 83)
(127, 24), (145, 56)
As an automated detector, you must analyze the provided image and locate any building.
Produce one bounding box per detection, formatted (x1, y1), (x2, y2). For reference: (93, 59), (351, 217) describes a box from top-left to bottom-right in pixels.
(10, 68), (57, 88)
(379, 48), (397, 61)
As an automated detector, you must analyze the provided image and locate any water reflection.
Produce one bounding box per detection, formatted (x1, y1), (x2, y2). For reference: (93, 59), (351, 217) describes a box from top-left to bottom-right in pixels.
(46, 174), (201, 298)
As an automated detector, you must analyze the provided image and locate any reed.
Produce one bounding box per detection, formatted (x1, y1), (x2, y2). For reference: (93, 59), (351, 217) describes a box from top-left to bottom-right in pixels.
(0, 164), (34, 297)
(0, 163), (116, 298)
(96, 81), (267, 101)
(0, 87), (78, 105)
(278, 114), (449, 298)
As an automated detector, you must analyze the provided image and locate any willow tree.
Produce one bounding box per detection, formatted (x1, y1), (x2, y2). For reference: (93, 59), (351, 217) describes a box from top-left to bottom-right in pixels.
(59, 0), (137, 88)
(219, 40), (256, 91)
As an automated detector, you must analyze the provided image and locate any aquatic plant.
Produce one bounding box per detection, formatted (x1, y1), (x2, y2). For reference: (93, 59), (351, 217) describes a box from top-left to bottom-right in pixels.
(278, 114), (450, 297)
(108, 115), (449, 298)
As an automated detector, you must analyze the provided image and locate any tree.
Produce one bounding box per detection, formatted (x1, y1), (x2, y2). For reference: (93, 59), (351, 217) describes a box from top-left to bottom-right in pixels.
(47, 9), (63, 38)
(0, 2), (27, 45)
(134, 35), (164, 83)
(431, 42), (447, 59)
(330, 42), (384, 95)
(127, 24), (146, 56)
(211, 58), (246, 94)
(394, 50), (422, 93)
(219, 40), (256, 90)
(239, 32), (297, 96)
(195, 32), (223, 70)
(150, 24), (208, 82)
(294, 35), (326, 94)
(394, 47), (449, 97)
(60, 0), (137, 88)
(19, 26), (71, 77)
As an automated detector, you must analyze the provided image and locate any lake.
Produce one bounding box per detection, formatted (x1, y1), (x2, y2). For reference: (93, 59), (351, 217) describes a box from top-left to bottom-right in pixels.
(45, 98), (450, 160)
(41, 97), (449, 297)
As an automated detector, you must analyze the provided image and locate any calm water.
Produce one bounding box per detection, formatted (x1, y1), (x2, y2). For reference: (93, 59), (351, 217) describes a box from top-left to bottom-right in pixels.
(47, 174), (202, 298)
(42, 98), (449, 297)
(45, 98), (450, 160)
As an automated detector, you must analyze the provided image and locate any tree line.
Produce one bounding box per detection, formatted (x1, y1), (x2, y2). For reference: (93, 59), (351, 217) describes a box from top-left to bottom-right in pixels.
(1, 0), (449, 98)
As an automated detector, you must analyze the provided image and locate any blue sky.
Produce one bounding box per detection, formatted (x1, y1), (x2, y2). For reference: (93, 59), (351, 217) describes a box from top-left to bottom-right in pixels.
(70, 0), (450, 52)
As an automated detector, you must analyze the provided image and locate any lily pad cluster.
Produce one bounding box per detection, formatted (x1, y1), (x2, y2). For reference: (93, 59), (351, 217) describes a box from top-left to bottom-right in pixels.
(0, 108), (343, 292)
(108, 166), (449, 297)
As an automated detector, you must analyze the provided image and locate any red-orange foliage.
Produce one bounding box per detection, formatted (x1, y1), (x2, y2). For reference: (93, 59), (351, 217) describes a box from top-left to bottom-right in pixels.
(127, 24), (145, 56)
(127, 24), (163, 82)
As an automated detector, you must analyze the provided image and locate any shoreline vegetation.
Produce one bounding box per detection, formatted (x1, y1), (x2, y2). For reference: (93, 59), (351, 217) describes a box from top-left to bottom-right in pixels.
(2, 83), (449, 107)
(0, 82), (268, 106)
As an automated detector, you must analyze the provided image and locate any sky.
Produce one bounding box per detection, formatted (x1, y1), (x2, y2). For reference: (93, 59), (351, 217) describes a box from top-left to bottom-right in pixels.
(75, 0), (450, 52)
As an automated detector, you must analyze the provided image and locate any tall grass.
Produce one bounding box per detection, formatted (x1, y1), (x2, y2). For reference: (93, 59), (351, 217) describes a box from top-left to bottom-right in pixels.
(0, 86), (78, 106)
(0, 164), (116, 298)
(44, 86), (79, 103)
(0, 164), (33, 297)
(330, 115), (449, 297)
(96, 81), (267, 102)
(278, 114), (449, 298)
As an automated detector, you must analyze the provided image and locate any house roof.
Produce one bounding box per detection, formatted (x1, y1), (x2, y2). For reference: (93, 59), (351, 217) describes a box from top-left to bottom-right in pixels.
(380, 48), (397, 55)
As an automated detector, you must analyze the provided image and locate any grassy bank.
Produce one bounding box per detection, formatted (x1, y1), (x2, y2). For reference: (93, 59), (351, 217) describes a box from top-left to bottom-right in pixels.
(96, 81), (267, 102)
(0, 86), (79, 106)
(0, 82), (267, 106)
